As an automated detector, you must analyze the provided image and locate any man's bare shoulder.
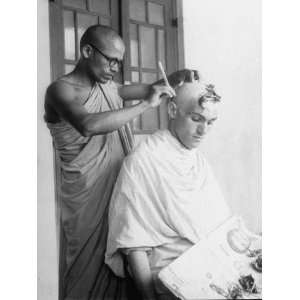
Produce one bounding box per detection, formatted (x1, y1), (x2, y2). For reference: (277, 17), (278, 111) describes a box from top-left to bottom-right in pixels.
(46, 78), (84, 105)
(45, 76), (92, 122)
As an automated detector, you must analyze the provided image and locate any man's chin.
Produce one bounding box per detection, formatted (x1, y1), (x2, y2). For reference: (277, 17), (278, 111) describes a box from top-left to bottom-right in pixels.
(180, 140), (200, 150)
(190, 138), (204, 148)
(98, 78), (110, 84)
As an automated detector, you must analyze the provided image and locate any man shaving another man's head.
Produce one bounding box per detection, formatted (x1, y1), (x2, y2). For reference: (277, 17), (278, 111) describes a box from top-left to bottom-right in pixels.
(45, 24), (200, 300)
(105, 79), (232, 300)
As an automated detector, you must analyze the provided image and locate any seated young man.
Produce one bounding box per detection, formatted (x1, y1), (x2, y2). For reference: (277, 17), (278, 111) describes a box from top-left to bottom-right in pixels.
(105, 81), (232, 300)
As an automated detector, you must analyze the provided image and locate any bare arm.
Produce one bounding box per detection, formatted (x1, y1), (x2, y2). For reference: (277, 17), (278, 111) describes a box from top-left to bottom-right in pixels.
(118, 69), (200, 101)
(127, 250), (156, 300)
(46, 81), (174, 137)
(118, 84), (151, 101)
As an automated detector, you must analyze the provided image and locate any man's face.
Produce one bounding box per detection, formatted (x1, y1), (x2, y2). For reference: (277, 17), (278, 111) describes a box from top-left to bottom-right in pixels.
(88, 38), (125, 83)
(172, 93), (219, 150)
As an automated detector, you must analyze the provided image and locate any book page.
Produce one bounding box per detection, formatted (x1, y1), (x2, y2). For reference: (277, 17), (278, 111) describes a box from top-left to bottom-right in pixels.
(159, 216), (262, 299)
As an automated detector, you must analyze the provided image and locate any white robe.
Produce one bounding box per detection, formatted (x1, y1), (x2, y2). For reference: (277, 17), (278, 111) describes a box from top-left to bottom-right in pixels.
(105, 130), (231, 283)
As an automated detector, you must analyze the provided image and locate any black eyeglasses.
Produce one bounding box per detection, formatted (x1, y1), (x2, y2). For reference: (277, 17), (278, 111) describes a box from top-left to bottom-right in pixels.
(89, 43), (122, 68)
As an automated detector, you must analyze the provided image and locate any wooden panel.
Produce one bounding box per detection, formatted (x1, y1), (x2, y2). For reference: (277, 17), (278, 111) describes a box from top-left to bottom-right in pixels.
(129, 0), (146, 22)
(141, 72), (157, 83)
(89, 0), (110, 15)
(148, 2), (164, 25)
(139, 26), (156, 68)
(99, 16), (111, 26)
(63, 0), (86, 9)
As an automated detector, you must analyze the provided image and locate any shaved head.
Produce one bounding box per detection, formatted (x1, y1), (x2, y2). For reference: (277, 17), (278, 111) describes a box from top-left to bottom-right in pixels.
(174, 82), (207, 111)
(78, 25), (125, 83)
(80, 25), (124, 53)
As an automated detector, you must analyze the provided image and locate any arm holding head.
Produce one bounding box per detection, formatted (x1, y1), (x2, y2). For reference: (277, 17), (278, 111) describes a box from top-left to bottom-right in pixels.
(45, 80), (174, 137)
(118, 69), (200, 101)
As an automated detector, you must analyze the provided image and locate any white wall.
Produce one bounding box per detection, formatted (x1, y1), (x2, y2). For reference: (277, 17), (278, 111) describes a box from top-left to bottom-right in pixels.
(183, 0), (261, 232)
(37, 0), (59, 299)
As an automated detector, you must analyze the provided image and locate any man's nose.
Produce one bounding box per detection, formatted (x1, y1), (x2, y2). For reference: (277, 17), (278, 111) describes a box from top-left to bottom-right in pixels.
(110, 63), (119, 73)
(197, 123), (209, 135)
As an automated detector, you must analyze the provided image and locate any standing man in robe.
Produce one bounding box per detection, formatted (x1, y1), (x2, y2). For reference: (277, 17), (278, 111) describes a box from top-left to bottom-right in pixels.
(105, 81), (231, 300)
(44, 24), (197, 300)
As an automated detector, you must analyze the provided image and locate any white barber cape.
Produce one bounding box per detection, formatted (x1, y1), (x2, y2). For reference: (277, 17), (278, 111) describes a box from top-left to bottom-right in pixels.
(105, 130), (231, 279)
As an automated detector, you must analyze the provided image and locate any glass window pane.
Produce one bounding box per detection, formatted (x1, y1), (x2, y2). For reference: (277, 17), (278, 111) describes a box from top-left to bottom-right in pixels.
(140, 26), (156, 68)
(63, 10), (75, 60)
(65, 64), (75, 74)
(129, 0), (146, 22)
(130, 24), (139, 67)
(77, 13), (98, 53)
(131, 71), (140, 82)
(148, 2), (164, 25)
(90, 0), (110, 16)
(158, 29), (166, 69)
(100, 17), (111, 26)
(142, 72), (157, 84)
(63, 0), (86, 9)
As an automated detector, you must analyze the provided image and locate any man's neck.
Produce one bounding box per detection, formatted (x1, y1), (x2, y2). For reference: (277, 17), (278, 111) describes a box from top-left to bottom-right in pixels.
(68, 62), (96, 88)
(168, 124), (190, 150)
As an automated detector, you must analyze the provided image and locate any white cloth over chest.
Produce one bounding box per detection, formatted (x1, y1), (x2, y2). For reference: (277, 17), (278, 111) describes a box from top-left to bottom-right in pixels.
(105, 130), (231, 278)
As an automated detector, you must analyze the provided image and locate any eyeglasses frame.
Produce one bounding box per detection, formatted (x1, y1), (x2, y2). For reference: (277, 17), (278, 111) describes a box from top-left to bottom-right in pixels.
(89, 43), (122, 68)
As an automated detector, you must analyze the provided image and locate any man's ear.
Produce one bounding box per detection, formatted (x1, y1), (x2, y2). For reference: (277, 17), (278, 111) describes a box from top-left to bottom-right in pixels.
(81, 44), (93, 59)
(168, 101), (177, 119)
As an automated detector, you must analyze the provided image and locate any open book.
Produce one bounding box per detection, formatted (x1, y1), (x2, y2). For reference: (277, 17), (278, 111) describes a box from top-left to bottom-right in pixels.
(158, 216), (262, 299)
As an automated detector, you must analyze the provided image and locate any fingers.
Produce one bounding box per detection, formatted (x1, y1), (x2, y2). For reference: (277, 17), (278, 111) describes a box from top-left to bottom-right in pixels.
(153, 85), (176, 98)
(158, 69), (201, 90)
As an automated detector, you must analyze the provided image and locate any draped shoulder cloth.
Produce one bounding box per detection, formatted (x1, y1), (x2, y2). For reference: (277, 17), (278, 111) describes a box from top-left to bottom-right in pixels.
(48, 81), (133, 300)
(105, 130), (231, 278)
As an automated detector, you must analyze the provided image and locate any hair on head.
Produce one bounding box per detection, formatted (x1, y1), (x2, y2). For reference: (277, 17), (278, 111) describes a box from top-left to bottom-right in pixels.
(198, 84), (221, 107)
